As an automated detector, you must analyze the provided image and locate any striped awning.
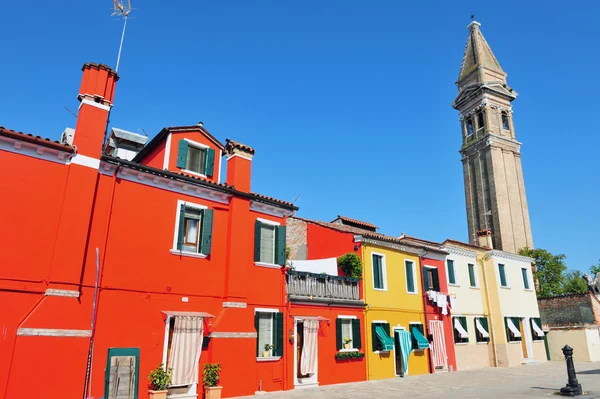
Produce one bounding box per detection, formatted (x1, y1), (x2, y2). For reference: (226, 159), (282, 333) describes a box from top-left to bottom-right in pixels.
(410, 327), (430, 349)
(375, 326), (395, 351)
(507, 318), (522, 337)
(454, 318), (468, 338)
(475, 318), (490, 338)
(531, 319), (544, 337)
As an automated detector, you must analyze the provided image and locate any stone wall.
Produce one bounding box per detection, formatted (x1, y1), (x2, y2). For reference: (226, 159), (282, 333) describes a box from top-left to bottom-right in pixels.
(538, 294), (596, 327)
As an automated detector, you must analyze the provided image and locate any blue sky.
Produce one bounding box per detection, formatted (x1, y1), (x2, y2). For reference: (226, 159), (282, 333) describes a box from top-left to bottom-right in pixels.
(2, 1), (599, 271)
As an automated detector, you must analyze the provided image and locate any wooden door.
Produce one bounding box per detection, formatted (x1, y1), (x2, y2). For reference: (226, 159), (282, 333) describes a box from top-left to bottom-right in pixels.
(296, 322), (309, 378)
(104, 348), (140, 399)
(519, 319), (528, 359)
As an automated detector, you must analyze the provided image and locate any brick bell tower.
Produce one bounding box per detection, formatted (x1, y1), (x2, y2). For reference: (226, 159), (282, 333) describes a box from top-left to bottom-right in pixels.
(452, 21), (533, 253)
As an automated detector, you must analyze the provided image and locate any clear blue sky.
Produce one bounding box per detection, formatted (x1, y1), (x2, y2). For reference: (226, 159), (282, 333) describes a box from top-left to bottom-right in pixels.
(2, 1), (599, 271)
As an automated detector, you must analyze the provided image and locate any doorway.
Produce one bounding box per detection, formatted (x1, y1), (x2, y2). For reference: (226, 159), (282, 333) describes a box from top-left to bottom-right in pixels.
(294, 318), (318, 387)
(520, 317), (534, 360)
(393, 330), (405, 377)
(430, 320), (447, 370)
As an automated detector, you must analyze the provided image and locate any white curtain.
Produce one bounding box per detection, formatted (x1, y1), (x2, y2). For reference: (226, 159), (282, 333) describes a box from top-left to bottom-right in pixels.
(260, 224), (275, 264)
(168, 316), (204, 386)
(300, 320), (319, 375)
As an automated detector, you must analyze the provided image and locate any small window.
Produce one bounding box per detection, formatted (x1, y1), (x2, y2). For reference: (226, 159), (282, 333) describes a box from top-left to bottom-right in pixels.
(176, 139), (216, 177)
(175, 202), (214, 255)
(410, 323), (428, 350)
(466, 119), (474, 136)
(423, 267), (440, 291)
(502, 112), (510, 130)
(522, 268), (530, 290)
(405, 260), (416, 293)
(453, 316), (469, 344)
(336, 318), (361, 351)
(255, 311), (283, 358)
(186, 145), (206, 174)
(447, 259), (456, 285)
(372, 254), (386, 290)
(476, 112), (485, 131)
(254, 220), (286, 265)
(474, 317), (490, 343)
(468, 263), (477, 288)
(505, 317), (522, 342)
(498, 264), (508, 287)
(371, 322), (393, 352)
(530, 317), (544, 341)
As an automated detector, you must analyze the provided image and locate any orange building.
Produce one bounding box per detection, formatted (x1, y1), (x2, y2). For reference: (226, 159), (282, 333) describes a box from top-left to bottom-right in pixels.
(0, 63), (297, 399)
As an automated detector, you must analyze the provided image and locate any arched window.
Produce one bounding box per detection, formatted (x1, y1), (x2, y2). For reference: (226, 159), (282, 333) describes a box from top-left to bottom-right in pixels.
(502, 112), (510, 130)
(466, 119), (474, 136)
(477, 112), (485, 132)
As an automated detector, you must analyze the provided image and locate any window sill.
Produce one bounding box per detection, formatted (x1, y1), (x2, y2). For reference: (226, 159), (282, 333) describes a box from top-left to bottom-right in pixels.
(508, 341), (522, 344)
(469, 286), (480, 290)
(373, 350), (391, 354)
(338, 348), (358, 353)
(406, 291), (418, 295)
(256, 356), (281, 362)
(454, 342), (469, 346)
(500, 286), (511, 290)
(254, 262), (282, 269)
(170, 249), (207, 259)
(373, 288), (388, 292)
(181, 169), (208, 178)
(476, 341), (490, 345)
(525, 289), (534, 292)
(448, 283), (460, 287)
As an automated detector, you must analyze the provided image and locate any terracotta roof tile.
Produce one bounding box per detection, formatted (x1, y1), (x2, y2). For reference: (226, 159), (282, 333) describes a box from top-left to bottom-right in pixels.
(249, 192), (294, 207)
(332, 215), (378, 230)
(0, 126), (74, 152)
(225, 139), (255, 155)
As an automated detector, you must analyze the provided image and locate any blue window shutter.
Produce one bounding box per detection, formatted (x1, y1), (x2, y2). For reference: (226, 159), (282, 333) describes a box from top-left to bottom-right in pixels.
(204, 148), (215, 177)
(176, 204), (186, 250)
(200, 209), (214, 255)
(275, 226), (287, 265)
(254, 221), (262, 262)
(176, 140), (188, 169)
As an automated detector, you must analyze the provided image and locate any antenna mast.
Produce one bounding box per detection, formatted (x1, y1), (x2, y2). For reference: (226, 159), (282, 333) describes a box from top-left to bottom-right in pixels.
(112, 0), (132, 72)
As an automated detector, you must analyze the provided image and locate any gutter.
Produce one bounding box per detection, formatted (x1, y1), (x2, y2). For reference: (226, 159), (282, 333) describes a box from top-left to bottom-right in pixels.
(480, 254), (499, 367)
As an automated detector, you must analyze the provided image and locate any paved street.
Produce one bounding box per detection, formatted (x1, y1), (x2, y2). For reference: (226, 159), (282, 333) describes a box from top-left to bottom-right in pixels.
(235, 361), (600, 398)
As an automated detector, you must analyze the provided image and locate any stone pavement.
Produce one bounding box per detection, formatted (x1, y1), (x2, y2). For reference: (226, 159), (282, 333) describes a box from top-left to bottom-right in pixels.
(234, 361), (600, 398)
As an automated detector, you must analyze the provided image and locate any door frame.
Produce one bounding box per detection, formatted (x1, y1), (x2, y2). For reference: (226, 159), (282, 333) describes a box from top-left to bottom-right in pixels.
(520, 317), (534, 360)
(104, 347), (140, 399)
(392, 326), (407, 377)
(429, 320), (448, 370)
(293, 317), (319, 388)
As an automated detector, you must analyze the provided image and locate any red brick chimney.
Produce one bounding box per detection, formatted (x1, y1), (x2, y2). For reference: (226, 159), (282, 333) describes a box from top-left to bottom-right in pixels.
(73, 63), (119, 158)
(224, 139), (255, 192)
(477, 229), (493, 249)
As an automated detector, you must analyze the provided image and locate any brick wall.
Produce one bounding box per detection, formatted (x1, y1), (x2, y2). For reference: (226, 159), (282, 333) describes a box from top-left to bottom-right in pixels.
(538, 293), (597, 327)
(286, 217), (307, 260)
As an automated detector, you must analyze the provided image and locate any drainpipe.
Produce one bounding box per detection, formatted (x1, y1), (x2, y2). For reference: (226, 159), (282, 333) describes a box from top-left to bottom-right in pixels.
(480, 254), (498, 367)
(418, 251), (434, 374)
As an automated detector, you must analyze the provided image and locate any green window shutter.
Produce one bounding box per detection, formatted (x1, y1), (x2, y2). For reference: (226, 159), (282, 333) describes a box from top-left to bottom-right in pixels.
(405, 262), (415, 292)
(504, 317), (510, 342)
(352, 319), (362, 349)
(447, 260), (455, 285)
(273, 313), (283, 357)
(254, 220), (262, 262)
(255, 312), (260, 356)
(432, 268), (440, 291)
(104, 348), (140, 399)
(513, 317), (522, 342)
(522, 268), (530, 289)
(371, 323), (379, 351)
(461, 317), (468, 343)
(177, 204), (186, 250)
(383, 323), (390, 336)
(373, 255), (381, 289)
(176, 139), (189, 169)
(453, 317), (459, 343)
(468, 264), (476, 287)
(275, 226), (287, 266)
(336, 319), (343, 350)
(204, 148), (215, 177)
(481, 317), (489, 342)
(199, 209), (214, 255)
(423, 268), (430, 291)
(499, 264), (507, 287)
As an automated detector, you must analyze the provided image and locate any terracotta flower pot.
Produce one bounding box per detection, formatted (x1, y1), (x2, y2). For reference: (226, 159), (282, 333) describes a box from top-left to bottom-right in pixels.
(205, 386), (223, 399)
(149, 389), (168, 399)
(262, 350), (270, 358)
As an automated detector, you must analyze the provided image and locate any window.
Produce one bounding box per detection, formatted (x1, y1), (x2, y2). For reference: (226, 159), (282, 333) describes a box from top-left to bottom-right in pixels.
(255, 311), (283, 358)
(405, 260), (417, 293)
(336, 318), (361, 351)
(372, 254), (386, 290)
(423, 267), (440, 291)
(468, 263), (478, 288)
(476, 112), (485, 132)
(498, 264), (508, 287)
(254, 220), (286, 266)
(522, 268), (530, 290)
(530, 317), (544, 341)
(371, 322), (393, 352)
(466, 119), (474, 136)
(474, 317), (490, 343)
(176, 139), (216, 177)
(505, 317), (522, 342)
(501, 112), (510, 130)
(174, 202), (214, 256)
(410, 323), (429, 350)
(453, 316), (469, 344)
(447, 259), (456, 285)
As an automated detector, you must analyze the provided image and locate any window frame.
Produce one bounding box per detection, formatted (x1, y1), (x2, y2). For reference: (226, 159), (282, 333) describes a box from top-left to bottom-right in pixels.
(453, 315), (469, 344)
(498, 263), (509, 288)
(474, 317), (490, 344)
(522, 267), (531, 290)
(505, 316), (523, 343)
(337, 315), (358, 352)
(371, 252), (387, 291)
(254, 308), (281, 361)
(501, 112), (510, 131)
(468, 263), (479, 288)
(530, 317), (544, 341)
(466, 118), (474, 136)
(171, 200), (208, 259)
(423, 265), (440, 292)
(405, 259), (418, 294)
(181, 139), (210, 177)
(476, 111), (485, 133)
(254, 218), (282, 268)
(447, 259), (458, 286)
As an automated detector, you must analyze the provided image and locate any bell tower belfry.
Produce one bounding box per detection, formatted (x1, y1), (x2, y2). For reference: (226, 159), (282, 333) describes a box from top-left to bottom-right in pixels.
(452, 21), (533, 253)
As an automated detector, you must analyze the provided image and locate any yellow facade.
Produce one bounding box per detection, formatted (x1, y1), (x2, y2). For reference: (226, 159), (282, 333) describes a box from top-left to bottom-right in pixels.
(362, 241), (429, 380)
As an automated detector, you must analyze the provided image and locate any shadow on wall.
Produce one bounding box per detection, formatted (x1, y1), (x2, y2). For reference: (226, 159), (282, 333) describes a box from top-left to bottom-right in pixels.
(578, 369), (600, 375)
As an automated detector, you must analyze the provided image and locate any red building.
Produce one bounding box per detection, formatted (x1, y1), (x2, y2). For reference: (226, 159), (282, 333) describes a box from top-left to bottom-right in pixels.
(284, 217), (367, 388)
(0, 63), (297, 399)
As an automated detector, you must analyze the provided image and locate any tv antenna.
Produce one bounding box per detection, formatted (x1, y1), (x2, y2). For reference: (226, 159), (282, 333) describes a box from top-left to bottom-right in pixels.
(112, 0), (133, 72)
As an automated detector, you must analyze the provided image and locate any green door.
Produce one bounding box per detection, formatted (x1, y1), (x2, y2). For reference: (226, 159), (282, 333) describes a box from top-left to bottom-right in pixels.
(104, 348), (140, 399)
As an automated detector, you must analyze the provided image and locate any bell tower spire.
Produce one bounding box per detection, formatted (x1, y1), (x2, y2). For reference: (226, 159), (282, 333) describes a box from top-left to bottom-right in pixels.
(452, 21), (534, 253)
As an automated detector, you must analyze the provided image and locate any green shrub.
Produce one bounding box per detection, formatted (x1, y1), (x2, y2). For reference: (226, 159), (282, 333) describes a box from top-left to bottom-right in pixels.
(335, 351), (365, 360)
(203, 363), (221, 387)
(337, 253), (362, 279)
(148, 364), (172, 391)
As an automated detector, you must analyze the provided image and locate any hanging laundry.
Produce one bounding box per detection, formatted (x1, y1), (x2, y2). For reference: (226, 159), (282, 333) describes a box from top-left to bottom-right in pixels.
(440, 294), (448, 315)
(448, 295), (455, 309)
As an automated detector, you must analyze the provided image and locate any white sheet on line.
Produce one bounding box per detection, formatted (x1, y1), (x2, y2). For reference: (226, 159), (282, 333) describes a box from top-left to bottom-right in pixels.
(290, 258), (338, 276)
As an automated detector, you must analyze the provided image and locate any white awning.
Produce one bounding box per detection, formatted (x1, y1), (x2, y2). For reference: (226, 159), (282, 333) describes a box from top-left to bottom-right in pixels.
(162, 311), (215, 318)
(290, 258), (338, 276)
(294, 316), (329, 322)
(453, 318), (468, 338)
(531, 320), (545, 337)
(475, 318), (490, 338)
(507, 318), (522, 337)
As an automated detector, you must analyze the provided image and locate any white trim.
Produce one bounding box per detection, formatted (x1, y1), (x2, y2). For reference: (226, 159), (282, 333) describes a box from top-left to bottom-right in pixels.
(70, 154), (100, 169)
(486, 250), (534, 264)
(371, 252), (387, 291)
(184, 138), (209, 149)
(256, 356), (281, 362)
(443, 245), (477, 259)
(256, 218), (278, 265)
(338, 348), (358, 353)
(254, 308), (279, 314)
(0, 136), (71, 165)
(217, 149), (222, 182)
(17, 328), (91, 337)
(531, 319), (544, 338)
(181, 169), (208, 178)
(521, 267), (532, 290)
(163, 133), (172, 170)
(338, 318), (355, 350)
(227, 153), (253, 162)
(79, 97), (111, 111)
(171, 200), (208, 254)
(222, 302), (247, 308)
(254, 262), (281, 269)
(257, 217), (280, 226)
(293, 317), (319, 387)
(209, 332), (257, 338)
(337, 315), (357, 319)
(371, 320), (388, 324)
(405, 259), (418, 294)
(468, 262), (479, 288)
(250, 201), (294, 218)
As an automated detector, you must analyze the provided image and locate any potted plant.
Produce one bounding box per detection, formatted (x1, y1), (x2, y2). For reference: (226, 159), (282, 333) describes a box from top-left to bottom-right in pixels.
(204, 363), (222, 399)
(148, 364), (172, 399)
(263, 343), (274, 358)
(343, 337), (352, 350)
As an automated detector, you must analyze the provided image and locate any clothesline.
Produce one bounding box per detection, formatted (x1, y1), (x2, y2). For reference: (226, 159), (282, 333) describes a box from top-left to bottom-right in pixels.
(425, 290), (455, 316)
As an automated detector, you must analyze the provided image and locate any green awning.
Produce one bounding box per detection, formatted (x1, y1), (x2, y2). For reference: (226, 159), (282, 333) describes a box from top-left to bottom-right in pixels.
(375, 326), (395, 351)
(411, 326), (430, 350)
